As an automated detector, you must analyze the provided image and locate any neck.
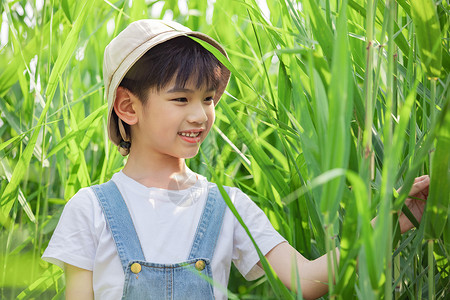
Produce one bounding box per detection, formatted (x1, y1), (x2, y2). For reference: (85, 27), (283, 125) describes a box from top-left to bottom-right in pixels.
(122, 150), (195, 190)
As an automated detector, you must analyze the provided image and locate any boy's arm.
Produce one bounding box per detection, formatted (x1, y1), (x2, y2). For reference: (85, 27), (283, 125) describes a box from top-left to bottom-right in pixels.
(258, 242), (338, 300)
(64, 263), (94, 300)
(259, 175), (429, 300)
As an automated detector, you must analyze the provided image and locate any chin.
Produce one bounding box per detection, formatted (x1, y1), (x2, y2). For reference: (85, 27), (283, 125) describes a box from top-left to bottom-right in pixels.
(182, 149), (200, 159)
(183, 153), (199, 159)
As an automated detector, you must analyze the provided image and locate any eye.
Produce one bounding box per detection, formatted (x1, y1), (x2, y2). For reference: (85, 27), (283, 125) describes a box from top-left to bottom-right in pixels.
(172, 98), (188, 103)
(204, 96), (214, 103)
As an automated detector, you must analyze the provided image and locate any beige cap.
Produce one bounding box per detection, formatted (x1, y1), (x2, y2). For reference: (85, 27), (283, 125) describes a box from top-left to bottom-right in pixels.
(103, 19), (231, 146)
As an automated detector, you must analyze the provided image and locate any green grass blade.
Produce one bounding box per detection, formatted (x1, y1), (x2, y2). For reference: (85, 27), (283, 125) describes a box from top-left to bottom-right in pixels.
(410, 0), (443, 78)
(302, 0), (334, 60)
(424, 99), (450, 240)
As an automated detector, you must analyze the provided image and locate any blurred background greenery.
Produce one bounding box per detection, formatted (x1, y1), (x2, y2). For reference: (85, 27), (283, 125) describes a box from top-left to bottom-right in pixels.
(0, 0), (449, 299)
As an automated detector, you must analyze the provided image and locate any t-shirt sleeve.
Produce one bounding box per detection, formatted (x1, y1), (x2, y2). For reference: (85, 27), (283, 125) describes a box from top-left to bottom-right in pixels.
(42, 187), (99, 271)
(230, 188), (286, 280)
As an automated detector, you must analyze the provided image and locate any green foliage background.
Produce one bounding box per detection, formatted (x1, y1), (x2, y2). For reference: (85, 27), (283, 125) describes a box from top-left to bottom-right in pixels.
(0, 0), (449, 299)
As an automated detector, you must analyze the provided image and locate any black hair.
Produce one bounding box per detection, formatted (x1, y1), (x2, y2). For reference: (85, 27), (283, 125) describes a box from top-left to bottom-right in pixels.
(119, 35), (224, 103)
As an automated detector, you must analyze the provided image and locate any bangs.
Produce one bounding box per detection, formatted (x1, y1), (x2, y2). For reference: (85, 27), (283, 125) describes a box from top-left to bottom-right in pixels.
(120, 36), (224, 102)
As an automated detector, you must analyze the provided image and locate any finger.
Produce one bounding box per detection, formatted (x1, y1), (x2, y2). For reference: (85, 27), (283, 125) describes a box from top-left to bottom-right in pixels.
(414, 175), (429, 183)
(397, 175), (430, 194)
(409, 176), (430, 196)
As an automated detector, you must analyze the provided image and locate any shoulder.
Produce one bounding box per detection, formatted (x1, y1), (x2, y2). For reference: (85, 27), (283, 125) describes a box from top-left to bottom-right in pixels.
(206, 182), (262, 216)
(57, 182), (114, 234)
(68, 172), (125, 211)
(216, 182), (256, 203)
(55, 186), (106, 233)
(199, 177), (264, 219)
(64, 187), (98, 212)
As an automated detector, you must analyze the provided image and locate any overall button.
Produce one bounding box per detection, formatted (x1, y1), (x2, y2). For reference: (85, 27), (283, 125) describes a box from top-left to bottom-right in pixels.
(131, 263), (142, 274)
(195, 260), (205, 271)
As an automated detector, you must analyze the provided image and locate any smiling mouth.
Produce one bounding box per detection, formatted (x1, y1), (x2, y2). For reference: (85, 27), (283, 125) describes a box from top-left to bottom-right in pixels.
(177, 130), (204, 143)
(178, 132), (201, 138)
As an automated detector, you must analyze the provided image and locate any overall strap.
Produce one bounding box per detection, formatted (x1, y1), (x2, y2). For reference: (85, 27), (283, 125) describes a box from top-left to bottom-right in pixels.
(92, 181), (145, 273)
(188, 183), (227, 260)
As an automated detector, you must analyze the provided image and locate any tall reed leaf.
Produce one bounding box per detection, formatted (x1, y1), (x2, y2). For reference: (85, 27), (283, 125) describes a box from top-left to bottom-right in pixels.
(320, 0), (351, 223)
(424, 100), (450, 240)
(302, 0), (334, 60)
(410, 0), (443, 78)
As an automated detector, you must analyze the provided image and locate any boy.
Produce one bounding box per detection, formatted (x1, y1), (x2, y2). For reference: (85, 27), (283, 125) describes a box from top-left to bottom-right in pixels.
(42, 19), (429, 299)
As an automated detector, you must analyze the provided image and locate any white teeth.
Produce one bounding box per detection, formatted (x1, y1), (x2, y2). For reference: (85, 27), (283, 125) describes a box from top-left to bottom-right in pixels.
(180, 132), (200, 137)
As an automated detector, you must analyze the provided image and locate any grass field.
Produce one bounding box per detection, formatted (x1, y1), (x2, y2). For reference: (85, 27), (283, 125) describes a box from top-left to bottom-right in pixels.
(0, 0), (449, 299)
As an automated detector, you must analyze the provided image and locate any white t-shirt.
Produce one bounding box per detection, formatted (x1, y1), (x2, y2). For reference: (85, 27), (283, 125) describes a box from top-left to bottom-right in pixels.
(42, 171), (285, 299)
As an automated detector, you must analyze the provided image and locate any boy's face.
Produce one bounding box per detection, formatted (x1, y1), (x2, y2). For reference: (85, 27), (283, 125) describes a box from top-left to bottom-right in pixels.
(130, 76), (216, 160)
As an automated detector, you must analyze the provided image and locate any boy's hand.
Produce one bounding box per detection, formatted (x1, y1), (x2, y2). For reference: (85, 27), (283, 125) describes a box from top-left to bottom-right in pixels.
(398, 175), (430, 234)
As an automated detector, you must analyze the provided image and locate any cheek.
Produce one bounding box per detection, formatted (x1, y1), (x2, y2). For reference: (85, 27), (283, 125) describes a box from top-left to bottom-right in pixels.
(144, 103), (171, 129)
(208, 106), (215, 123)
(206, 109), (215, 131)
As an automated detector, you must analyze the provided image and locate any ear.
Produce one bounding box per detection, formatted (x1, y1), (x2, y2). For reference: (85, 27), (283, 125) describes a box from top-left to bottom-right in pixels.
(114, 87), (139, 125)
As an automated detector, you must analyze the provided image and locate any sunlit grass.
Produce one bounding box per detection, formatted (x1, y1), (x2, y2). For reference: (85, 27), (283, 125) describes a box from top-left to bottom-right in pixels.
(0, 0), (449, 299)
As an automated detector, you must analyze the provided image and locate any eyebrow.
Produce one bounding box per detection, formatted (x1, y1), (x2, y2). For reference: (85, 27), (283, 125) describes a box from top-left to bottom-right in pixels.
(166, 86), (216, 93)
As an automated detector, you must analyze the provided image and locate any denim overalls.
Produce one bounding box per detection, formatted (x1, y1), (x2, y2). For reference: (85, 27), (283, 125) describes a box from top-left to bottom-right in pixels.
(92, 180), (226, 299)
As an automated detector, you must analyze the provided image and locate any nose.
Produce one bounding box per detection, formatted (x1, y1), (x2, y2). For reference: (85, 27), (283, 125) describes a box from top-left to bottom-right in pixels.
(187, 101), (209, 124)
